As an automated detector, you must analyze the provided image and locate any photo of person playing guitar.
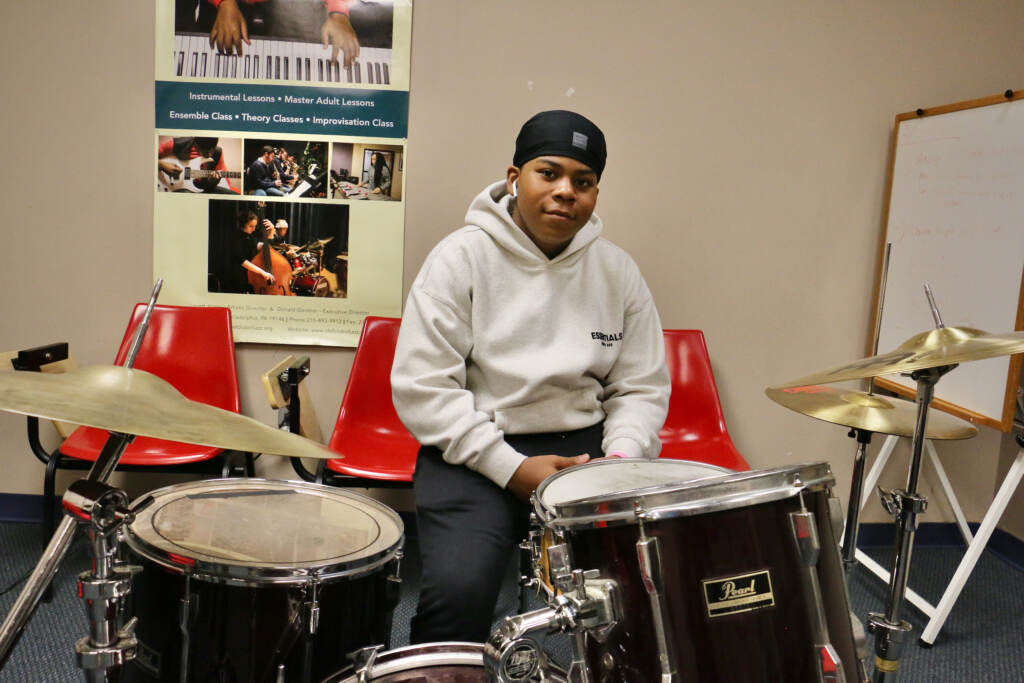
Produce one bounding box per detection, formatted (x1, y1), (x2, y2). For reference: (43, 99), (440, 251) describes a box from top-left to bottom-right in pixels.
(158, 136), (242, 193)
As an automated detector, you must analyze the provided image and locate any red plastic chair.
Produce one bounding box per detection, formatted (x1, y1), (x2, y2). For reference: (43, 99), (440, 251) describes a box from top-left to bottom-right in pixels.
(660, 329), (750, 471)
(293, 317), (419, 486)
(29, 304), (254, 540)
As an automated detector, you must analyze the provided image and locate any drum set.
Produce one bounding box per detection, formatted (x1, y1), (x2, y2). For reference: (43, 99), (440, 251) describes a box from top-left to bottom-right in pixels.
(286, 237), (341, 298)
(0, 284), (1022, 682)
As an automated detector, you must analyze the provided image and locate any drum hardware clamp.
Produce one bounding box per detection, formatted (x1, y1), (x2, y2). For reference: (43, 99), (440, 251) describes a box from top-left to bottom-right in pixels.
(485, 569), (621, 683)
(62, 479), (154, 682)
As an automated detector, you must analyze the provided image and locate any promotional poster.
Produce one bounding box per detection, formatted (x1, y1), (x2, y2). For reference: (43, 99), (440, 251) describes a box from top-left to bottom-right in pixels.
(154, 0), (412, 346)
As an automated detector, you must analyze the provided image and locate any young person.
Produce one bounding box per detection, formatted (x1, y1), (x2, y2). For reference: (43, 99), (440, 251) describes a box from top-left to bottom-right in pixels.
(391, 110), (671, 643)
(358, 152), (391, 195)
(249, 146), (285, 196)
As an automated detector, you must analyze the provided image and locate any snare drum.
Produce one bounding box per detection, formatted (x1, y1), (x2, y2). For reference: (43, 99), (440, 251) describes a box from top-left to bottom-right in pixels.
(122, 479), (404, 683)
(322, 642), (488, 682)
(534, 460), (862, 683)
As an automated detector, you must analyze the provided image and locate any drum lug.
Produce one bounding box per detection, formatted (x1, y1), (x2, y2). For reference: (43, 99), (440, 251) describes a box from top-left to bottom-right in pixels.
(178, 575), (194, 680)
(635, 534), (679, 682)
(384, 550), (404, 609)
(306, 576), (321, 635)
(828, 496), (846, 543)
(789, 510), (821, 567)
(788, 510), (849, 683)
(546, 542), (574, 592)
(349, 644), (383, 683)
(518, 535), (540, 594)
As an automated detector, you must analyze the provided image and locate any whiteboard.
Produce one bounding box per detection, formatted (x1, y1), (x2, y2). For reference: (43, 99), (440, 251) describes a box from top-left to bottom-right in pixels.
(871, 92), (1024, 431)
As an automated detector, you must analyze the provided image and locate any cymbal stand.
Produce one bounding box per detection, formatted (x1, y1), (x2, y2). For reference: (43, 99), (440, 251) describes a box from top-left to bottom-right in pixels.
(841, 428), (874, 574)
(62, 481), (153, 682)
(866, 363), (955, 682)
(0, 281), (162, 671)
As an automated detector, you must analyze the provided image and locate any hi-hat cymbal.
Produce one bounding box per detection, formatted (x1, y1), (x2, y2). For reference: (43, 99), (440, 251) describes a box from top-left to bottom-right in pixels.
(773, 326), (1024, 389)
(0, 365), (340, 460)
(765, 385), (978, 439)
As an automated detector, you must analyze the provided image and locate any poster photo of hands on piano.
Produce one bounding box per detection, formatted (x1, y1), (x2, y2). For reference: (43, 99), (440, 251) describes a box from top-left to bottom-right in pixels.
(172, 0), (396, 84)
(154, 0), (411, 346)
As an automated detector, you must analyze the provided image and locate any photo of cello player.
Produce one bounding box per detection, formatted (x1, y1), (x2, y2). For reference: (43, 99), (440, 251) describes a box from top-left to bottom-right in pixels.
(207, 199), (349, 296)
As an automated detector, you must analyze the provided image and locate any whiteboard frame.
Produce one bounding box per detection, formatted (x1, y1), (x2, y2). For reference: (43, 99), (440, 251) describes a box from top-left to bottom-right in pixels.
(868, 90), (1024, 432)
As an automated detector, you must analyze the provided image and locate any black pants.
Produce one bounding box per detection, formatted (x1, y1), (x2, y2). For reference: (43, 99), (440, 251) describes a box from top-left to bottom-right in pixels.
(409, 423), (604, 644)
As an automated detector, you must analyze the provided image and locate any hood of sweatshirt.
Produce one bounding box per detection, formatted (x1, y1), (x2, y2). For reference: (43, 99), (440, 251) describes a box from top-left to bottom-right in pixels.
(464, 180), (603, 265)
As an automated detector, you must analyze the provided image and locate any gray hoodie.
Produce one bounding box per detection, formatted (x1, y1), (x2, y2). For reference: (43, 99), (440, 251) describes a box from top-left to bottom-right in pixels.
(391, 180), (670, 488)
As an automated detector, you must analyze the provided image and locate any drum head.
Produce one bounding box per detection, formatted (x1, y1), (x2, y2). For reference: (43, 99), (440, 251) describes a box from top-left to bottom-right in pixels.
(322, 642), (486, 682)
(539, 460), (834, 529)
(125, 478), (403, 583)
(537, 458), (731, 514)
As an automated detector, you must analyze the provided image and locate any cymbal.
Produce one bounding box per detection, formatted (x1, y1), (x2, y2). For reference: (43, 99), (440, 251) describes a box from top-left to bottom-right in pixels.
(773, 326), (1024, 389)
(0, 365), (340, 460)
(765, 385), (978, 439)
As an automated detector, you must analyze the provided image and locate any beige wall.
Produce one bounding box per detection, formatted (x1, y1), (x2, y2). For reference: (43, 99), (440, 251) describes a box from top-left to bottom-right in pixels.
(1, 1), (1022, 535)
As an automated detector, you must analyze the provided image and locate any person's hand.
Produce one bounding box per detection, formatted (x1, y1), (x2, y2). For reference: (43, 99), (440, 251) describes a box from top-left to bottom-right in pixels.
(210, 0), (249, 55)
(371, 187), (381, 194)
(274, 179), (283, 187)
(321, 13), (360, 68)
(263, 271), (275, 284)
(507, 454), (590, 502)
(158, 160), (182, 177)
(262, 219), (275, 236)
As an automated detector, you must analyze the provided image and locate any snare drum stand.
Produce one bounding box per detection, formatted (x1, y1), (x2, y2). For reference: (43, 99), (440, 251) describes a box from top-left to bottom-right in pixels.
(0, 281), (161, 673)
(62, 480), (153, 683)
(866, 364), (954, 682)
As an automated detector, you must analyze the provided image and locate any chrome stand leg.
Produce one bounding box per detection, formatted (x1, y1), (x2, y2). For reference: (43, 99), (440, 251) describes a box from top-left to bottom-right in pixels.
(64, 481), (151, 682)
(0, 434), (134, 668)
(867, 366), (951, 681)
(842, 430), (873, 574)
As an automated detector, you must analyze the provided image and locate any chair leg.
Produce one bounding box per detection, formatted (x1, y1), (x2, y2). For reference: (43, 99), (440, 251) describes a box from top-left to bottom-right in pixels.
(41, 453), (60, 604)
(244, 452), (255, 477)
(43, 454), (59, 547)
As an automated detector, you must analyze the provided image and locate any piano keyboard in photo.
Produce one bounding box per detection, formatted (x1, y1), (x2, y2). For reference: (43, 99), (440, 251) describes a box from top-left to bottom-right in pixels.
(173, 34), (391, 85)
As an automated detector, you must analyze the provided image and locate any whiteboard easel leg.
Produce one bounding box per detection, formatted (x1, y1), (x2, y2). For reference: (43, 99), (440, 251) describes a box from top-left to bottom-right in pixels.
(854, 548), (936, 617)
(924, 439), (974, 545)
(919, 447), (1024, 645)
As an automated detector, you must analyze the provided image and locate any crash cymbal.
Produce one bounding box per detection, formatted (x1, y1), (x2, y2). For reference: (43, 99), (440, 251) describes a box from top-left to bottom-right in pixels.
(766, 385), (978, 439)
(0, 365), (340, 460)
(297, 238), (332, 253)
(773, 326), (1024, 389)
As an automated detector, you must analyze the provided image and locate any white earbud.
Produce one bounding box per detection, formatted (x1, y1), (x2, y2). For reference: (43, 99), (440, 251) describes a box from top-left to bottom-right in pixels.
(511, 179), (518, 197)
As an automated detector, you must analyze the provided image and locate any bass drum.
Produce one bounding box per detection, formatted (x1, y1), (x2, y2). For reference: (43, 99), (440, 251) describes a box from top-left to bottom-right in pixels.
(321, 642), (488, 682)
(535, 460), (863, 683)
(122, 479), (404, 683)
(292, 273), (330, 296)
